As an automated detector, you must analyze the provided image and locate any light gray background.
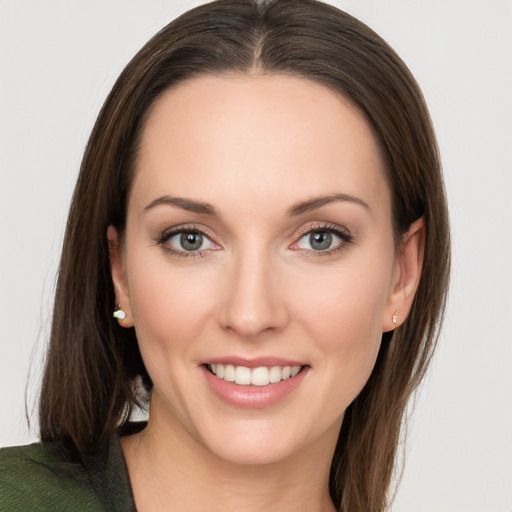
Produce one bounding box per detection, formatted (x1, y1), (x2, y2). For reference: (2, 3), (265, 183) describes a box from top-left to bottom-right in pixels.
(1, 1), (511, 510)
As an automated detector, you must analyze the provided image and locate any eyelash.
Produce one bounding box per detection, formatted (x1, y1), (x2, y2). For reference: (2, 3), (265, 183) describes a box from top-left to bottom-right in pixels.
(292, 223), (354, 256)
(157, 224), (218, 259)
(156, 222), (353, 259)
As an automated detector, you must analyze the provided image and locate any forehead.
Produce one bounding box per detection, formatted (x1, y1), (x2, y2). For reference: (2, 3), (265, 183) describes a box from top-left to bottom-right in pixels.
(131, 74), (390, 216)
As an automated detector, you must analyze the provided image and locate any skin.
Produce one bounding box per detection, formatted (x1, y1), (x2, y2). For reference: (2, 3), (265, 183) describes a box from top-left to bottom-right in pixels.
(108, 74), (423, 511)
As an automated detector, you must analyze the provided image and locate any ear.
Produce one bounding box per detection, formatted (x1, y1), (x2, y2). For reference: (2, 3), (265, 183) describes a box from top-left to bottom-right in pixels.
(382, 217), (425, 332)
(107, 225), (134, 327)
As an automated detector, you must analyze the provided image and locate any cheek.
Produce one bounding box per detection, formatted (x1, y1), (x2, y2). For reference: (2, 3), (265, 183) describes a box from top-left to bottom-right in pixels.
(292, 260), (392, 390)
(125, 252), (216, 360)
(297, 261), (389, 335)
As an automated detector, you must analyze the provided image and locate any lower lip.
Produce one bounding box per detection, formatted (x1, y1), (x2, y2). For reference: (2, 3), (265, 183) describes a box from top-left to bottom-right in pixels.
(201, 365), (309, 408)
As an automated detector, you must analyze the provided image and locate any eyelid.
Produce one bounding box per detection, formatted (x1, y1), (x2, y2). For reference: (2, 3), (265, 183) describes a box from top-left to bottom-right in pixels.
(293, 222), (352, 240)
(289, 222), (353, 253)
(157, 223), (221, 256)
(159, 223), (216, 240)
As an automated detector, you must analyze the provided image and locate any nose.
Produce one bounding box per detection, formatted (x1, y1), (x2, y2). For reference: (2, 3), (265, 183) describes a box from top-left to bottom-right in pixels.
(217, 249), (290, 338)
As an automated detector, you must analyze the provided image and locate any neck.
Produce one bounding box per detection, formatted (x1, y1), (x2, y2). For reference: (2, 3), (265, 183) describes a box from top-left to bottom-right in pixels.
(121, 406), (338, 512)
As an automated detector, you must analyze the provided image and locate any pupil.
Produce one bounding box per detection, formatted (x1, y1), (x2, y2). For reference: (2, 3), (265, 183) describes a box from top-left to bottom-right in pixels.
(310, 231), (332, 250)
(180, 232), (202, 251)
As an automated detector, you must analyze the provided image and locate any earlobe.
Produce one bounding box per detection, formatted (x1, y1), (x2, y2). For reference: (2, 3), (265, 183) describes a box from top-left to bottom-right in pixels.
(382, 218), (425, 332)
(107, 225), (134, 327)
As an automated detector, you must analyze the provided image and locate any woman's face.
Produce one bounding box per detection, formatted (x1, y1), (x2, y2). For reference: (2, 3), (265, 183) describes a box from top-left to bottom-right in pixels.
(110, 74), (415, 465)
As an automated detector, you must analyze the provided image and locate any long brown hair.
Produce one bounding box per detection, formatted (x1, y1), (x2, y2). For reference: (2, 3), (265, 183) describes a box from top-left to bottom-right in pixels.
(39, 1), (450, 510)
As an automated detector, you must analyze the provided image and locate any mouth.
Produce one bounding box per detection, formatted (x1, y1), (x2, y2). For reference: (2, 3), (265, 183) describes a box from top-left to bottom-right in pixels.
(207, 363), (303, 386)
(202, 360), (309, 408)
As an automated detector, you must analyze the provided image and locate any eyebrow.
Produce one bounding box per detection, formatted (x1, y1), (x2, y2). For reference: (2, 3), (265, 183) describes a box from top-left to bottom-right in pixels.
(144, 196), (218, 216)
(287, 193), (370, 216)
(144, 192), (369, 217)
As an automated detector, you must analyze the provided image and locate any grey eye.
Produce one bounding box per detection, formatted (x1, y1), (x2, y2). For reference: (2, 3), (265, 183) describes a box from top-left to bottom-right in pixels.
(309, 231), (332, 250)
(167, 231), (215, 252)
(293, 228), (350, 253)
(180, 232), (203, 251)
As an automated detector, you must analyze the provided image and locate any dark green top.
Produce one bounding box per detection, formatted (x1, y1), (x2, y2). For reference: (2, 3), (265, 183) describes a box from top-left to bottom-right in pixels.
(0, 433), (137, 511)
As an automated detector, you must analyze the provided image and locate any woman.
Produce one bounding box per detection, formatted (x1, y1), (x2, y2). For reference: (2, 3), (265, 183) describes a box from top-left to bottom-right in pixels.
(0, 0), (450, 510)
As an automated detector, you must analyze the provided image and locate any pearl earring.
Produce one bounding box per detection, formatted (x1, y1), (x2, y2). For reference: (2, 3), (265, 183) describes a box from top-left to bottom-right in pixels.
(113, 305), (127, 321)
(392, 310), (399, 325)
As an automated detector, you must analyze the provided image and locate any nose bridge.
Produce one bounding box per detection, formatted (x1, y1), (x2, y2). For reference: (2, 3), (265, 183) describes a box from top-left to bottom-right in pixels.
(219, 243), (288, 337)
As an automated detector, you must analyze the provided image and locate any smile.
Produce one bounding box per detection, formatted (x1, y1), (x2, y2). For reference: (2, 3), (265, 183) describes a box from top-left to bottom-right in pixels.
(208, 364), (302, 386)
(202, 360), (309, 408)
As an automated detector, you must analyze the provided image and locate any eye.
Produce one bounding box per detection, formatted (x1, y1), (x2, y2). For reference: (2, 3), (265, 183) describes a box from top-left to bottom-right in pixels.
(292, 225), (353, 253)
(170, 231), (208, 251)
(159, 228), (219, 255)
(296, 230), (340, 251)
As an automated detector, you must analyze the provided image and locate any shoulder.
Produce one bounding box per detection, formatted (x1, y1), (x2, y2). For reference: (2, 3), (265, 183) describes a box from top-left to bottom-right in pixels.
(0, 438), (136, 512)
(0, 443), (96, 511)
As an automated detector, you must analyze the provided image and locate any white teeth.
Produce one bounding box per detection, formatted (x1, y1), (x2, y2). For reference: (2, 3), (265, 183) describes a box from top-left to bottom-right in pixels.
(251, 367), (269, 386)
(290, 365), (300, 377)
(269, 366), (282, 383)
(224, 364), (235, 382)
(234, 366), (251, 385)
(209, 364), (303, 386)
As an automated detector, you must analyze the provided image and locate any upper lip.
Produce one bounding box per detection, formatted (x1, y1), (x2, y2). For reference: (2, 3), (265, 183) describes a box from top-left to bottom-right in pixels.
(201, 356), (307, 368)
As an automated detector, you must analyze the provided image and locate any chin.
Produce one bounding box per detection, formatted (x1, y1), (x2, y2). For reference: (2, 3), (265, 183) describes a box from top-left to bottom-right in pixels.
(193, 414), (338, 467)
(206, 434), (300, 466)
